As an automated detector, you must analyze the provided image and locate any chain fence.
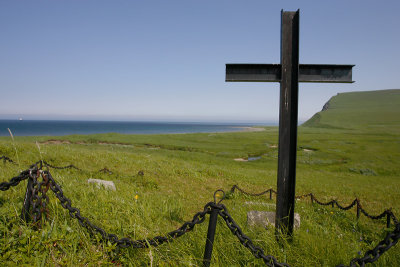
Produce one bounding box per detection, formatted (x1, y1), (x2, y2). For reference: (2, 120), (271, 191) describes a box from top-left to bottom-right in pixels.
(1, 158), (400, 266)
(0, 155), (15, 164)
(0, 156), (127, 175)
(1, 162), (286, 266)
(230, 185), (398, 226)
(230, 184), (400, 266)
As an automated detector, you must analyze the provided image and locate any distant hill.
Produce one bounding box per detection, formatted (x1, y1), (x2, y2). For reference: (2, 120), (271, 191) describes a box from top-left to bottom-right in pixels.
(302, 89), (400, 131)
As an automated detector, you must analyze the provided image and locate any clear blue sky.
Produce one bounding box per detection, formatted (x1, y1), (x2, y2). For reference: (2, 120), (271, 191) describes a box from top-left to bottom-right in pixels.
(1, 1), (399, 123)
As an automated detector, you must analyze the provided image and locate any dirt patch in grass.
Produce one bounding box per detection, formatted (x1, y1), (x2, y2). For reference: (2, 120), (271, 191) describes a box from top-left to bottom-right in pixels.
(234, 158), (248, 162)
(98, 141), (133, 147)
(41, 140), (72, 145)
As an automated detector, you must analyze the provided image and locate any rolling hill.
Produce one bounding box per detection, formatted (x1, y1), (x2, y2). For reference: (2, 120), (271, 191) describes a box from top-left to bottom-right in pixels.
(302, 89), (400, 131)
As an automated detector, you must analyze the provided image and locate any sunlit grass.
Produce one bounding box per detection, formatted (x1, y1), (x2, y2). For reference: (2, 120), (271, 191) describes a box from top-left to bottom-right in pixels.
(0, 124), (399, 266)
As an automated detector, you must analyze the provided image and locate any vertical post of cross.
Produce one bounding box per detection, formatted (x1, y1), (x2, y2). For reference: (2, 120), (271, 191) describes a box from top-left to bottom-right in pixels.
(225, 9), (354, 239)
(275, 10), (299, 238)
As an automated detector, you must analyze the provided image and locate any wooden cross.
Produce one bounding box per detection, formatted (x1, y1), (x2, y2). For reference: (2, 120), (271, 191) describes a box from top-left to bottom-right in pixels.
(225, 10), (354, 237)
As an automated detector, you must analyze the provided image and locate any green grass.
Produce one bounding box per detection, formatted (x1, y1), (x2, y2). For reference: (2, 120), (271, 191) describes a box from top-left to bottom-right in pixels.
(1, 89), (399, 266)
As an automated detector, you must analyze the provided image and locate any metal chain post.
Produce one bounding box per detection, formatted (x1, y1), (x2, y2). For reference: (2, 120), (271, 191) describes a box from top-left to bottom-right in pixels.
(20, 175), (34, 222)
(203, 190), (225, 267)
(2, 162), (400, 266)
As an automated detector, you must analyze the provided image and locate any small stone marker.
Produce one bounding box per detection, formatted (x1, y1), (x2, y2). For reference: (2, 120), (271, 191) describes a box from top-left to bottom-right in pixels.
(247, 211), (300, 229)
(87, 178), (116, 191)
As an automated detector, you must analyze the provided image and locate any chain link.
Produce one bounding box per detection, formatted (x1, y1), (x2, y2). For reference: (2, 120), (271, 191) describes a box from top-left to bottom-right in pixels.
(41, 160), (115, 174)
(40, 160), (81, 171)
(98, 167), (113, 174)
(356, 200), (390, 220)
(232, 186), (395, 223)
(43, 169), (211, 248)
(295, 193), (312, 200)
(0, 170), (30, 191)
(23, 169), (50, 227)
(336, 222), (400, 267)
(230, 185), (276, 197)
(390, 213), (399, 225)
(215, 203), (289, 267)
(0, 155), (15, 164)
(2, 162), (400, 266)
(335, 199), (358, 211)
(2, 155), (120, 176)
(311, 194), (336, 207)
(230, 185), (400, 266)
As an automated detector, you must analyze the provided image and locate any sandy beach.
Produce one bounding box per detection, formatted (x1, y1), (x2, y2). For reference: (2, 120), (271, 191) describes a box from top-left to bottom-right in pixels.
(231, 126), (266, 132)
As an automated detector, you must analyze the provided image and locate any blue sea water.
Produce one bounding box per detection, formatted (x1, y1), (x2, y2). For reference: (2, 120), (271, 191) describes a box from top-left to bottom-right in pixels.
(0, 120), (273, 137)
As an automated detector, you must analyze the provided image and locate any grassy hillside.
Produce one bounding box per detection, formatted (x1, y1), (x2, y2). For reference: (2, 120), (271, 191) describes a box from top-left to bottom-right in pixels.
(303, 89), (400, 132)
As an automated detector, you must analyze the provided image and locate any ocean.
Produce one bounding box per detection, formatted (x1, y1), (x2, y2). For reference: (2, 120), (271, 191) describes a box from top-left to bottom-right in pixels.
(0, 120), (274, 137)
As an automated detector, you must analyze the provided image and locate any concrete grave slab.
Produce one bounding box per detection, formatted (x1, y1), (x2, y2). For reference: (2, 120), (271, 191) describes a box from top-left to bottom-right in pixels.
(247, 211), (300, 229)
(87, 179), (116, 191)
(244, 201), (275, 207)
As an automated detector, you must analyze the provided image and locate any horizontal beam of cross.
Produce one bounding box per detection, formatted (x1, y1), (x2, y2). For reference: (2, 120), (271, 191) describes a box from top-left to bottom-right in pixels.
(226, 64), (354, 83)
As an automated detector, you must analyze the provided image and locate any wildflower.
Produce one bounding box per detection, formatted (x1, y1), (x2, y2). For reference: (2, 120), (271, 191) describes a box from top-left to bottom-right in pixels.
(330, 211), (334, 214)
(135, 194), (139, 200)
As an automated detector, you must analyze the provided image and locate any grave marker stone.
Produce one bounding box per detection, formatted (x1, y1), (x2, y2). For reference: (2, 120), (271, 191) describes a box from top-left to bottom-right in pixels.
(88, 178), (116, 191)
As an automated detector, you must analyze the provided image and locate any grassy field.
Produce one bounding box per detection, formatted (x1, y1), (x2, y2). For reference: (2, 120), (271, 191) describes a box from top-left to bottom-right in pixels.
(1, 90), (399, 266)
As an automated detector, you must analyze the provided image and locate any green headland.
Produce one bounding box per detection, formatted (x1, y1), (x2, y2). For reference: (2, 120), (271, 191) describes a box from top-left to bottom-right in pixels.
(303, 89), (400, 133)
(1, 89), (399, 266)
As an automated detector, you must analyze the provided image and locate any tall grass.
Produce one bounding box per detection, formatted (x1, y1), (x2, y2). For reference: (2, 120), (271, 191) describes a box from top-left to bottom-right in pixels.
(6, 128), (20, 168)
(0, 123), (399, 266)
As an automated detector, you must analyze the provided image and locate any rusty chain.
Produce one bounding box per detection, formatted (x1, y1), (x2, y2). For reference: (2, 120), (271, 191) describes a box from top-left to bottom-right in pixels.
(25, 169), (51, 227)
(337, 222), (400, 267)
(334, 198), (358, 211)
(98, 167), (113, 174)
(0, 155), (114, 173)
(0, 155), (15, 164)
(1, 163), (400, 266)
(0, 170), (30, 191)
(15, 166), (51, 227)
(41, 160), (114, 174)
(230, 184), (276, 197)
(1, 163), (211, 248)
(231, 185), (399, 224)
(40, 160), (81, 171)
(215, 202), (290, 267)
(44, 169), (211, 248)
(231, 185), (400, 266)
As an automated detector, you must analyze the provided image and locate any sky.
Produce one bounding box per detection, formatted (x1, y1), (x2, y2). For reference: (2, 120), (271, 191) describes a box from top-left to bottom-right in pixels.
(1, 0), (399, 123)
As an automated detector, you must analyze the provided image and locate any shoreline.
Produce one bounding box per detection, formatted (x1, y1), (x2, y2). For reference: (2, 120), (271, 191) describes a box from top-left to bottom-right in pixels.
(0, 127), (268, 137)
(231, 126), (267, 132)
(0, 121), (273, 137)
